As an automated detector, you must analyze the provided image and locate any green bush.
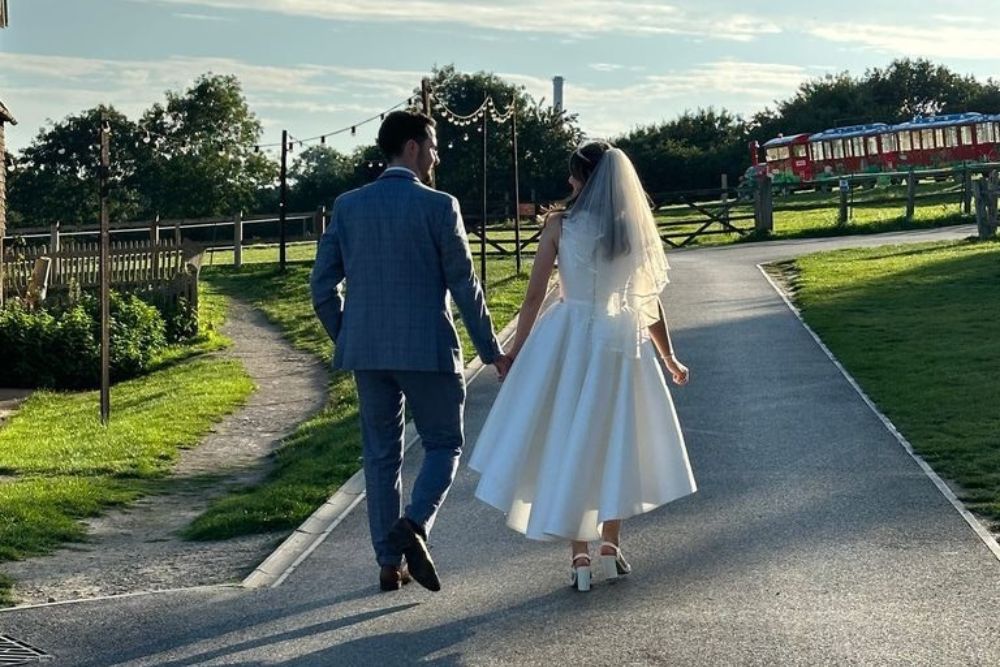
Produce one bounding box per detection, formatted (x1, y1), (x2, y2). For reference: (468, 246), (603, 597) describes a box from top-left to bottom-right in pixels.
(0, 291), (167, 389)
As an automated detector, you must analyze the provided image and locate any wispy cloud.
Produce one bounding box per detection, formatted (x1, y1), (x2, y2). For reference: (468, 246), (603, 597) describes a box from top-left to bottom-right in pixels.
(589, 63), (624, 72)
(806, 21), (1000, 60)
(131, 0), (782, 41)
(173, 12), (236, 21)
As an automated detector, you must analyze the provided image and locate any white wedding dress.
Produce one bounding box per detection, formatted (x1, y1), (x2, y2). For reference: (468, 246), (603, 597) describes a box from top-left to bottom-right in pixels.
(468, 162), (697, 542)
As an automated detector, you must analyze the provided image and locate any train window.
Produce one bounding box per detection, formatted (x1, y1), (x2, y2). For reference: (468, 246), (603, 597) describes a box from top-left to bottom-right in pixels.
(779, 146), (790, 159)
(881, 133), (898, 152)
(810, 143), (823, 161)
(844, 140), (854, 158)
(934, 129), (944, 147)
(852, 137), (865, 157)
(899, 132), (912, 151)
(823, 142), (833, 159)
(867, 136), (879, 154)
(793, 144), (807, 158)
(995, 122), (1000, 142)
(960, 126), (973, 145)
(920, 129), (934, 149)
(766, 147), (779, 161)
(945, 127), (958, 147)
(832, 139), (845, 159)
(912, 131), (923, 150)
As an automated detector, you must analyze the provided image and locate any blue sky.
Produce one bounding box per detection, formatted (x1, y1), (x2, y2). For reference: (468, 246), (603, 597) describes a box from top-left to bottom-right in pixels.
(3, 0), (1000, 158)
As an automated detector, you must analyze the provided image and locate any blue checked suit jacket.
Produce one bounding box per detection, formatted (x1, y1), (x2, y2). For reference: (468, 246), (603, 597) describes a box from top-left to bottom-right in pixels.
(310, 169), (502, 373)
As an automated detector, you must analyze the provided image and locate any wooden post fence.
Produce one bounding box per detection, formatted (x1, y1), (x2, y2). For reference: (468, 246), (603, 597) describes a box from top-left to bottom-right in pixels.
(962, 166), (973, 216)
(754, 175), (773, 234)
(974, 175), (999, 239)
(905, 169), (917, 222)
(838, 180), (849, 225)
(233, 211), (243, 269)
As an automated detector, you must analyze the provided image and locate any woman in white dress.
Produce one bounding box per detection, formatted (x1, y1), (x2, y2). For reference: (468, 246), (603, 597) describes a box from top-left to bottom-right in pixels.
(468, 141), (697, 592)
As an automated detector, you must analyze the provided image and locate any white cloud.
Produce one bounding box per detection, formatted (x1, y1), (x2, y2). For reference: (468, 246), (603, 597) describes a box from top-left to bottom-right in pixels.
(173, 12), (235, 21)
(806, 21), (1000, 60)
(130, 0), (781, 40)
(589, 63), (625, 72)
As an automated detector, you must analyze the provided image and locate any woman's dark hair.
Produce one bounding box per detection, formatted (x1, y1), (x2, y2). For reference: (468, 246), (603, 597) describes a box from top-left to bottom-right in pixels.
(566, 140), (613, 209)
(377, 110), (436, 158)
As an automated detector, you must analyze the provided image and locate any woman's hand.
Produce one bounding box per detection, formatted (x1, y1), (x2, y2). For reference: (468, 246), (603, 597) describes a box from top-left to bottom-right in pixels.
(663, 355), (689, 386)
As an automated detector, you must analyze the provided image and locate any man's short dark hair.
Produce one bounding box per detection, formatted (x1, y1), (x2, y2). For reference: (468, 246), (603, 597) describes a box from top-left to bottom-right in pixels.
(377, 110), (436, 159)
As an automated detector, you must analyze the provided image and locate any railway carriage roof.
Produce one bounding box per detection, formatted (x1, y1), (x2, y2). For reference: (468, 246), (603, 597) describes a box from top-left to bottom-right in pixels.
(809, 123), (889, 141)
(892, 112), (984, 131)
(761, 133), (810, 147)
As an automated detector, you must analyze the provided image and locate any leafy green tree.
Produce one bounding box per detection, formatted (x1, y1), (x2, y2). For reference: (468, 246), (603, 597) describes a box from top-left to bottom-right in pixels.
(133, 73), (277, 218)
(615, 108), (751, 194)
(422, 65), (583, 215)
(7, 106), (141, 228)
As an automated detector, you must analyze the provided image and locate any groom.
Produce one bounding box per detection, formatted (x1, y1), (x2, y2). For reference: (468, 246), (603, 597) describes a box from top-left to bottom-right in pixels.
(311, 110), (510, 593)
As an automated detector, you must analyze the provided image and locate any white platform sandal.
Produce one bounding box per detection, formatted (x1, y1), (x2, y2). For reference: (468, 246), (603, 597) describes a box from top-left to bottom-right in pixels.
(570, 553), (591, 592)
(599, 542), (632, 582)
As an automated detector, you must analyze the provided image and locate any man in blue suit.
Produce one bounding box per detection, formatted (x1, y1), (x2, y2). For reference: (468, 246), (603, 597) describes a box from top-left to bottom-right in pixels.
(311, 110), (511, 592)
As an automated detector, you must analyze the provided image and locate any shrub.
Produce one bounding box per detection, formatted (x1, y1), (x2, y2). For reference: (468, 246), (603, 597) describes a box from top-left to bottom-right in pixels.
(0, 291), (168, 389)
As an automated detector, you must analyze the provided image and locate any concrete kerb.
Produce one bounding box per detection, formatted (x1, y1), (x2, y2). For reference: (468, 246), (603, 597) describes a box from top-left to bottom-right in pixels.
(243, 293), (542, 589)
(757, 263), (1000, 563)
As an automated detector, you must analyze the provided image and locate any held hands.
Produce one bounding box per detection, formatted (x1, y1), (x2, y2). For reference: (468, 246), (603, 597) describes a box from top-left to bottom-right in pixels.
(493, 354), (514, 382)
(663, 355), (690, 386)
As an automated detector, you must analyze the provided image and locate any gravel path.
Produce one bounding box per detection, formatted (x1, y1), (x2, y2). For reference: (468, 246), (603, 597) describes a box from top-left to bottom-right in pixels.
(2, 299), (329, 606)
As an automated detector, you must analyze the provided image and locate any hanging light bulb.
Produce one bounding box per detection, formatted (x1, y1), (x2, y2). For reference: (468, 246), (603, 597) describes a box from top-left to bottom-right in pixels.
(142, 131), (151, 144)
(447, 141), (454, 149)
(463, 133), (469, 142)
(367, 161), (373, 168)
(217, 146), (227, 156)
(57, 147), (66, 155)
(320, 135), (326, 145)
(351, 126), (356, 136)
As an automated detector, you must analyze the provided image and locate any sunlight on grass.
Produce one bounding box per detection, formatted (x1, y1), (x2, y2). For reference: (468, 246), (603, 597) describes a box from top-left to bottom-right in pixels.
(788, 239), (1000, 526)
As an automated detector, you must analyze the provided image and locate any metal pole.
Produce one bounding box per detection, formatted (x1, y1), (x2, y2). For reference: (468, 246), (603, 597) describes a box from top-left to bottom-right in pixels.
(99, 114), (111, 425)
(481, 107), (488, 291)
(279, 129), (288, 271)
(511, 97), (521, 273)
(421, 78), (436, 190)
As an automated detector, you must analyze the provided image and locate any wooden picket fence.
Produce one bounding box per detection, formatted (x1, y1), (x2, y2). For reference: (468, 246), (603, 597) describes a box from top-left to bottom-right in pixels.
(2, 239), (204, 309)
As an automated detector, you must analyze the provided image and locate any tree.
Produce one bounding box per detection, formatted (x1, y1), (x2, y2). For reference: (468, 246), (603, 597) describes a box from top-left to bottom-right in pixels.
(286, 144), (357, 212)
(423, 65), (583, 214)
(133, 73), (277, 218)
(7, 105), (142, 228)
(615, 108), (751, 193)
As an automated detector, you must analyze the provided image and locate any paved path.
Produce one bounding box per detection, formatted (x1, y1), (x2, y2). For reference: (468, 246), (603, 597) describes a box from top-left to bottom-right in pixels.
(3, 226), (999, 666)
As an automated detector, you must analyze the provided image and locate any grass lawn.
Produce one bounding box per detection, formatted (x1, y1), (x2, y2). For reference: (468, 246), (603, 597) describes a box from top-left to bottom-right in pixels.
(0, 287), (254, 605)
(186, 255), (531, 540)
(785, 239), (1000, 528)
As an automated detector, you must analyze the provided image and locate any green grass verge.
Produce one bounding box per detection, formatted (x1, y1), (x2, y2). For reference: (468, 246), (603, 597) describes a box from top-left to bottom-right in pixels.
(186, 256), (531, 540)
(787, 239), (1000, 527)
(0, 286), (255, 585)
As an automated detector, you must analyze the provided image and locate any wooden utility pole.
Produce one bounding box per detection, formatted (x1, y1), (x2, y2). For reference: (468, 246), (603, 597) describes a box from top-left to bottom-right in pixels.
(510, 97), (521, 273)
(279, 129), (288, 271)
(99, 114), (111, 425)
(421, 78), (436, 189)
(480, 107), (488, 290)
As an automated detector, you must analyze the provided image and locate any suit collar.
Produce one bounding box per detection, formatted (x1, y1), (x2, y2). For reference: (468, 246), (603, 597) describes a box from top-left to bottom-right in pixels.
(378, 166), (419, 182)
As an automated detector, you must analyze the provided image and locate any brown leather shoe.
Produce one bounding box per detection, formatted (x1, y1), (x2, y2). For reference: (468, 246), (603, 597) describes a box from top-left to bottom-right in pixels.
(379, 565), (412, 592)
(387, 518), (441, 592)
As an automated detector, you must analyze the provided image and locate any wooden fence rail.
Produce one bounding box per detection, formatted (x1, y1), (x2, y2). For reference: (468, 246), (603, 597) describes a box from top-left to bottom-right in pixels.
(2, 239), (204, 311)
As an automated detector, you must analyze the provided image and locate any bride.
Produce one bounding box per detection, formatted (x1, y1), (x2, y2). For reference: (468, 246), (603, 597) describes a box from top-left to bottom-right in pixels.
(468, 140), (697, 592)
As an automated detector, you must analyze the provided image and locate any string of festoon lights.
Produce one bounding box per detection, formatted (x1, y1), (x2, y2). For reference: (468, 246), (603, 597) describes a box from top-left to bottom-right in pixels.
(429, 92), (516, 148)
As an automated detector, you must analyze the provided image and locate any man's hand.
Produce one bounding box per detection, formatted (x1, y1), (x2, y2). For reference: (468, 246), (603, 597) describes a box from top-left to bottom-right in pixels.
(493, 354), (513, 382)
